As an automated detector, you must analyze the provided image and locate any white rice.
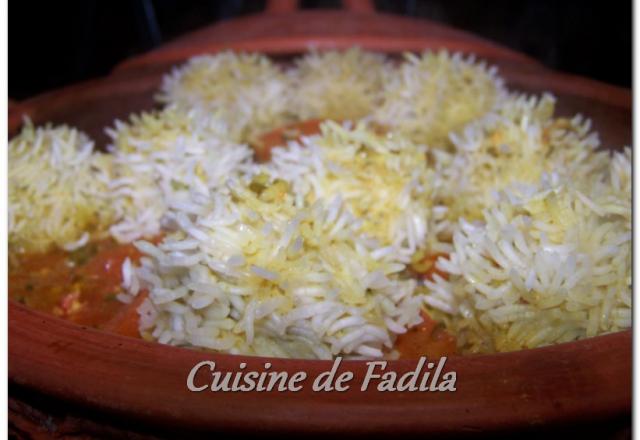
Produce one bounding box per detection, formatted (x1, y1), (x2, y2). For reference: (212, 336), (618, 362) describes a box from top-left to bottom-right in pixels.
(422, 148), (631, 352)
(126, 182), (423, 359)
(8, 120), (115, 253)
(105, 106), (254, 243)
(157, 51), (291, 143)
(374, 50), (507, 148)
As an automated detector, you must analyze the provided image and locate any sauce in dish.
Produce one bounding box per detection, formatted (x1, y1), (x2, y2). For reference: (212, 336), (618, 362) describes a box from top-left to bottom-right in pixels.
(9, 239), (146, 338)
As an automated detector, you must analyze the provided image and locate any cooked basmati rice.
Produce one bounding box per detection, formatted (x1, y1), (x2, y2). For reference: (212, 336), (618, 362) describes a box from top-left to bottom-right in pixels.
(288, 48), (391, 121)
(263, 120), (435, 259)
(374, 50), (507, 148)
(157, 51), (291, 143)
(8, 120), (115, 253)
(106, 106), (254, 243)
(125, 180), (423, 359)
(429, 93), (608, 236)
(423, 148), (631, 352)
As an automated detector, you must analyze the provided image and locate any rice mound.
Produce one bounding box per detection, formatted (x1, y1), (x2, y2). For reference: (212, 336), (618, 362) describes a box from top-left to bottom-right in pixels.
(374, 50), (506, 148)
(8, 120), (115, 253)
(126, 178), (422, 359)
(106, 106), (254, 243)
(288, 48), (391, 121)
(264, 120), (435, 258)
(431, 93), (606, 231)
(157, 51), (291, 143)
(426, 149), (631, 352)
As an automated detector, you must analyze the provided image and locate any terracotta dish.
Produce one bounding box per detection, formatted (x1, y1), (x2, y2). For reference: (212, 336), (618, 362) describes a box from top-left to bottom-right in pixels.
(8, 1), (631, 436)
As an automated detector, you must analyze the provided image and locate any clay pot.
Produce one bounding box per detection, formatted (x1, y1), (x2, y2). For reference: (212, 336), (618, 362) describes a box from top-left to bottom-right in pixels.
(8, 2), (631, 436)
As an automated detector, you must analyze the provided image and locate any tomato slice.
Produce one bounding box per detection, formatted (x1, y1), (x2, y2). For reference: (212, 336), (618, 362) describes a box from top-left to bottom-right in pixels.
(252, 119), (325, 161)
(395, 311), (457, 359)
(9, 239), (146, 336)
(411, 252), (449, 282)
(103, 291), (149, 338)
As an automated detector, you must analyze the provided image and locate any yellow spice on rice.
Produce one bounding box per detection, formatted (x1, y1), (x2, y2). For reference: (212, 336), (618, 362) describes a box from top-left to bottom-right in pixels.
(267, 120), (434, 254)
(432, 94), (606, 227)
(288, 48), (391, 121)
(157, 51), (292, 143)
(375, 50), (506, 148)
(8, 121), (115, 253)
(425, 147), (631, 353)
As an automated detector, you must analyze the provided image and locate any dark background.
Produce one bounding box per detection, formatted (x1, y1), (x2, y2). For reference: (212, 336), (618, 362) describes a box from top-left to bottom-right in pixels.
(9, 0), (631, 100)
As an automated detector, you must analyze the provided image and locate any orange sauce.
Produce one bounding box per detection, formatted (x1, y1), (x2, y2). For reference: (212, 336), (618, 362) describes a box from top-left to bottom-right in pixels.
(395, 311), (457, 359)
(253, 119), (325, 161)
(9, 239), (146, 336)
(412, 252), (450, 282)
